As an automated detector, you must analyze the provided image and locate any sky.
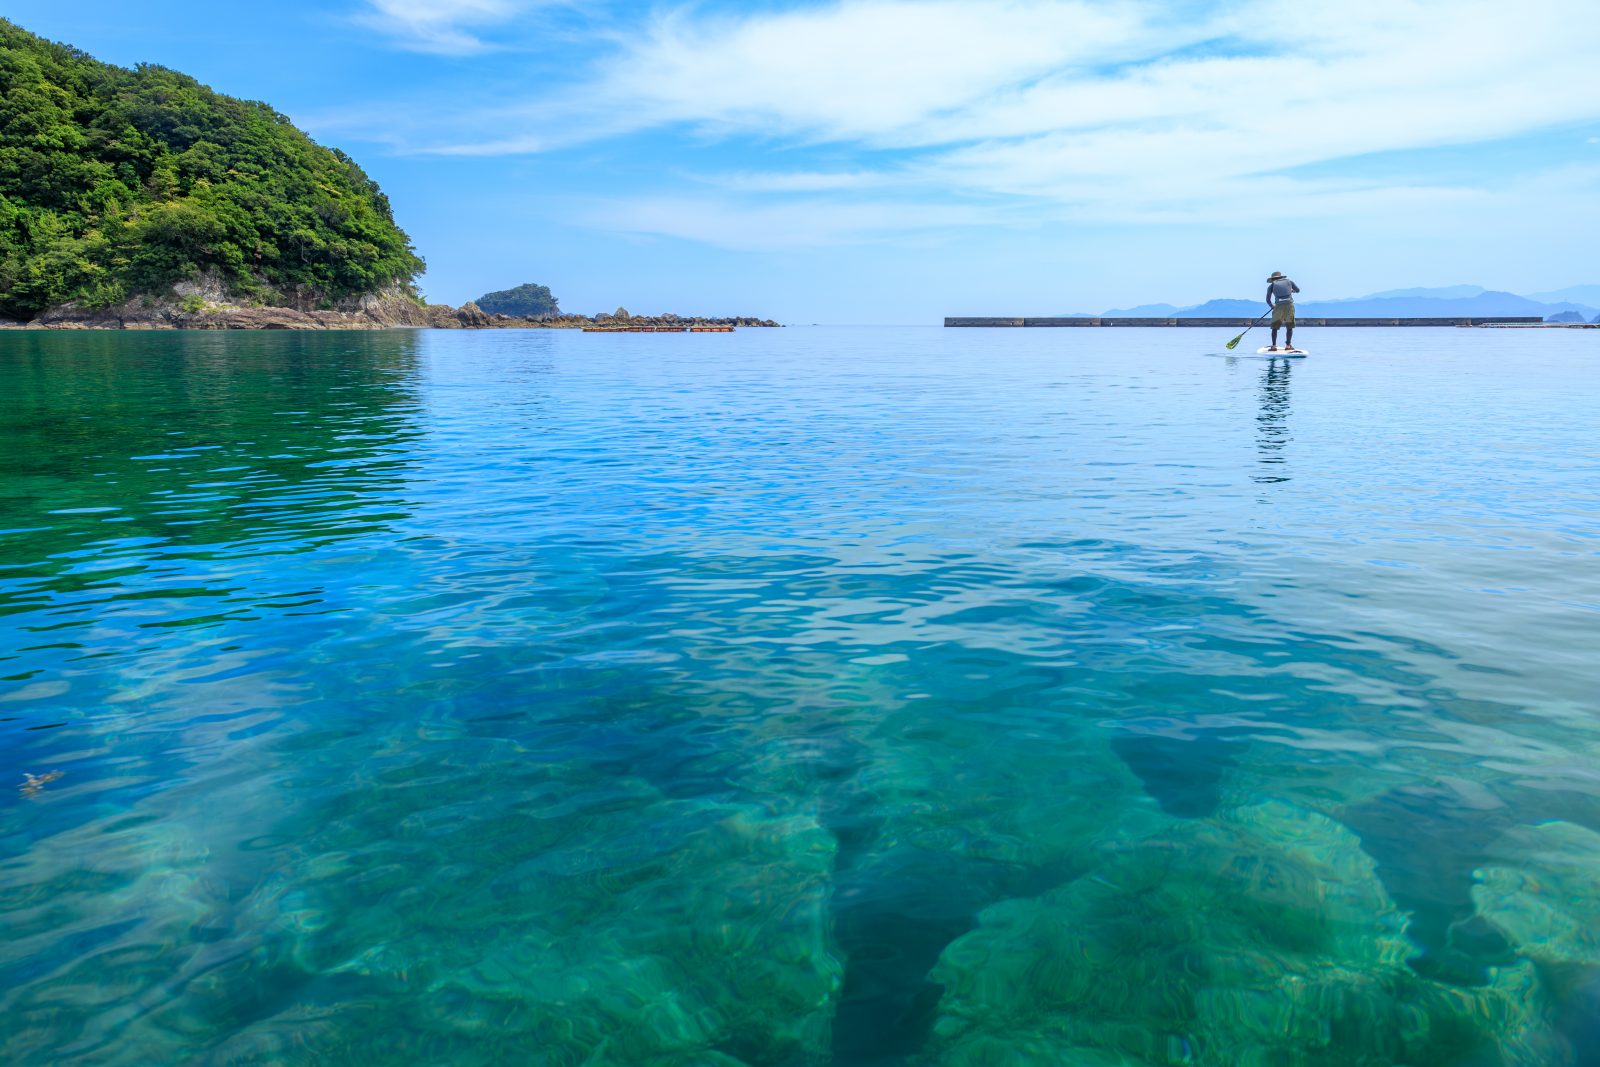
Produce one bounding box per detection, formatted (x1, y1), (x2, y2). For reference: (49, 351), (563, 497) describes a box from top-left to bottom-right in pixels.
(7, 0), (1600, 322)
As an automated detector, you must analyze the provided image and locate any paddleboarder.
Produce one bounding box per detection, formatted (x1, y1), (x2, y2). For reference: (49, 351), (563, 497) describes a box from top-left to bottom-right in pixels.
(1266, 271), (1300, 352)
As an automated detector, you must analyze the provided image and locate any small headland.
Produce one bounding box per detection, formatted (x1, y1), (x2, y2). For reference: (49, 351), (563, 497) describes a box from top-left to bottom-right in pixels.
(0, 286), (780, 331)
(0, 23), (778, 333)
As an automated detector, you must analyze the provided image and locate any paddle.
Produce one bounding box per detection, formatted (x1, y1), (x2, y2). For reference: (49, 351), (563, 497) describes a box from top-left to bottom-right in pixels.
(1225, 307), (1273, 351)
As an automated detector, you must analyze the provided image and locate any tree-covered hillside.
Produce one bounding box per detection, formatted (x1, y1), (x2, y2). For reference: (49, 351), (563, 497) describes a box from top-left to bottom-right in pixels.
(0, 19), (423, 320)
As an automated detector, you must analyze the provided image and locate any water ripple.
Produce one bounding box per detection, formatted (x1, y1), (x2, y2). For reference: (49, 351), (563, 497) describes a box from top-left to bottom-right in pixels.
(2, 327), (1598, 1064)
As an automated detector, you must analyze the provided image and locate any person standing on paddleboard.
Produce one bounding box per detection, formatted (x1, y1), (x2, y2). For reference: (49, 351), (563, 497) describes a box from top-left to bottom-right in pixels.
(1266, 271), (1300, 351)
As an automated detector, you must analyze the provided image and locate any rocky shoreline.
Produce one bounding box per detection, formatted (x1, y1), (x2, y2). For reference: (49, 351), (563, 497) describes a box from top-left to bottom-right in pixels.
(0, 287), (780, 332)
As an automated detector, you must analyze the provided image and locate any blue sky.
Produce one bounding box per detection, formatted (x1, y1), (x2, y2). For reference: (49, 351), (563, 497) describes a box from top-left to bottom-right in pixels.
(8, 0), (1600, 321)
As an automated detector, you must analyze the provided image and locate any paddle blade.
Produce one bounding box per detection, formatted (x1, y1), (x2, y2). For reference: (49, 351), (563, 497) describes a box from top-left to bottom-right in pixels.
(1224, 333), (1244, 350)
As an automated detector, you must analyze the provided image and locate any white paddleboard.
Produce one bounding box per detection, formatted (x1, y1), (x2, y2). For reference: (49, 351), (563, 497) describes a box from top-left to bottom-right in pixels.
(1256, 347), (1308, 357)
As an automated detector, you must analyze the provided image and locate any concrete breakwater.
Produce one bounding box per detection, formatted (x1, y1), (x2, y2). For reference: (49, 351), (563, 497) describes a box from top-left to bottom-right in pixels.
(945, 316), (1545, 327)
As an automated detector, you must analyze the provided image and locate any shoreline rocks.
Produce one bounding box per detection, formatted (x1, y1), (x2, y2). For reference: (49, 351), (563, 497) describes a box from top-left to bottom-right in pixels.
(1, 291), (781, 331)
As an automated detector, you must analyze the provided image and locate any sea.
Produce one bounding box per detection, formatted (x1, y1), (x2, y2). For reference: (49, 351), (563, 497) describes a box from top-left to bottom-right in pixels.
(2, 326), (1598, 1065)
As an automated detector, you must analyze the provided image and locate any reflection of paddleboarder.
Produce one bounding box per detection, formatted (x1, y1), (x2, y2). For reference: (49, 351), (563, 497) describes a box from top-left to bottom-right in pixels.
(1255, 358), (1292, 483)
(1266, 271), (1300, 352)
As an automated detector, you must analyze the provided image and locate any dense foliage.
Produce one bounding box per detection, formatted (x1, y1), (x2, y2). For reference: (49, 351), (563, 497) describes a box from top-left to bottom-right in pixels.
(474, 282), (559, 318)
(0, 19), (423, 320)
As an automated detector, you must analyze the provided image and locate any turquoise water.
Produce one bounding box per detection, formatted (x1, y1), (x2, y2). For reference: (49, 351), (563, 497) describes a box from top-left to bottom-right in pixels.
(2, 327), (1598, 1065)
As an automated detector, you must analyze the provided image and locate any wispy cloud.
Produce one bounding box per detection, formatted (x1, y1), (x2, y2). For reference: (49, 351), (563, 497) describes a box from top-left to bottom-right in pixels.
(585, 195), (1010, 249)
(588, 1), (1176, 142)
(353, 0), (527, 54)
(359, 0), (1600, 243)
(699, 171), (895, 194)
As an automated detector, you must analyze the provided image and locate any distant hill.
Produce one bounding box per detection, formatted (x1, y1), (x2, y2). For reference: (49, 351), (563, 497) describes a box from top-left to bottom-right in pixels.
(1176, 299), (1261, 317)
(1296, 291), (1564, 318)
(1524, 285), (1600, 307)
(1099, 303), (1180, 317)
(0, 18), (423, 321)
(1358, 285), (1485, 301)
(1073, 284), (1600, 322)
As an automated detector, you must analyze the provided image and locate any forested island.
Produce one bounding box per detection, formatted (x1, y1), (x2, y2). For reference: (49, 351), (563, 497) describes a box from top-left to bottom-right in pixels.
(468, 283), (778, 330)
(0, 20), (776, 330)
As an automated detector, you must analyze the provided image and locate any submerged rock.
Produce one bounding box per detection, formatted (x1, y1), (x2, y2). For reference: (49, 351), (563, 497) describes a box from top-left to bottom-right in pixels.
(923, 801), (1565, 1065)
(1473, 821), (1600, 967)
(226, 769), (843, 1065)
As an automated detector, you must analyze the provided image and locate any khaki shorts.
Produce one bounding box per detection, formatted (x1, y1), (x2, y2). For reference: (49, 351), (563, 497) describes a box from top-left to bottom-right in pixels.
(1271, 302), (1296, 325)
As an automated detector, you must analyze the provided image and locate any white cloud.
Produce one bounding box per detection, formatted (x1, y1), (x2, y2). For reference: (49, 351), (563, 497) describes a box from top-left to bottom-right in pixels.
(701, 171), (895, 193)
(428, 133), (552, 155)
(384, 0), (1600, 240)
(354, 0), (526, 54)
(576, 0), (1600, 145)
(586, 195), (1008, 249)
(587, 1), (1181, 141)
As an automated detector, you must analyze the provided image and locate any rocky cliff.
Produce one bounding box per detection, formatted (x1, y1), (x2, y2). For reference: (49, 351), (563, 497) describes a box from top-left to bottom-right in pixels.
(13, 284), (490, 330)
(1, 282), (779, 330)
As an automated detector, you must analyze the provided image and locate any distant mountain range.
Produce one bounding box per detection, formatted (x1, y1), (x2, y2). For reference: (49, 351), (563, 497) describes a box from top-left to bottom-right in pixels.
(1079, 285), (1600, 322)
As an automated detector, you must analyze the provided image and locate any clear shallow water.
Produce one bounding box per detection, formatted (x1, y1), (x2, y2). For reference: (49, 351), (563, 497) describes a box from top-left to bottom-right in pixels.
(1, 326), (1598, 1065)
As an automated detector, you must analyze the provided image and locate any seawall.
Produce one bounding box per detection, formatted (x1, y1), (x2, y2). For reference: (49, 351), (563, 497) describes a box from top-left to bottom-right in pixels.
(944, 317), (1546, 327)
